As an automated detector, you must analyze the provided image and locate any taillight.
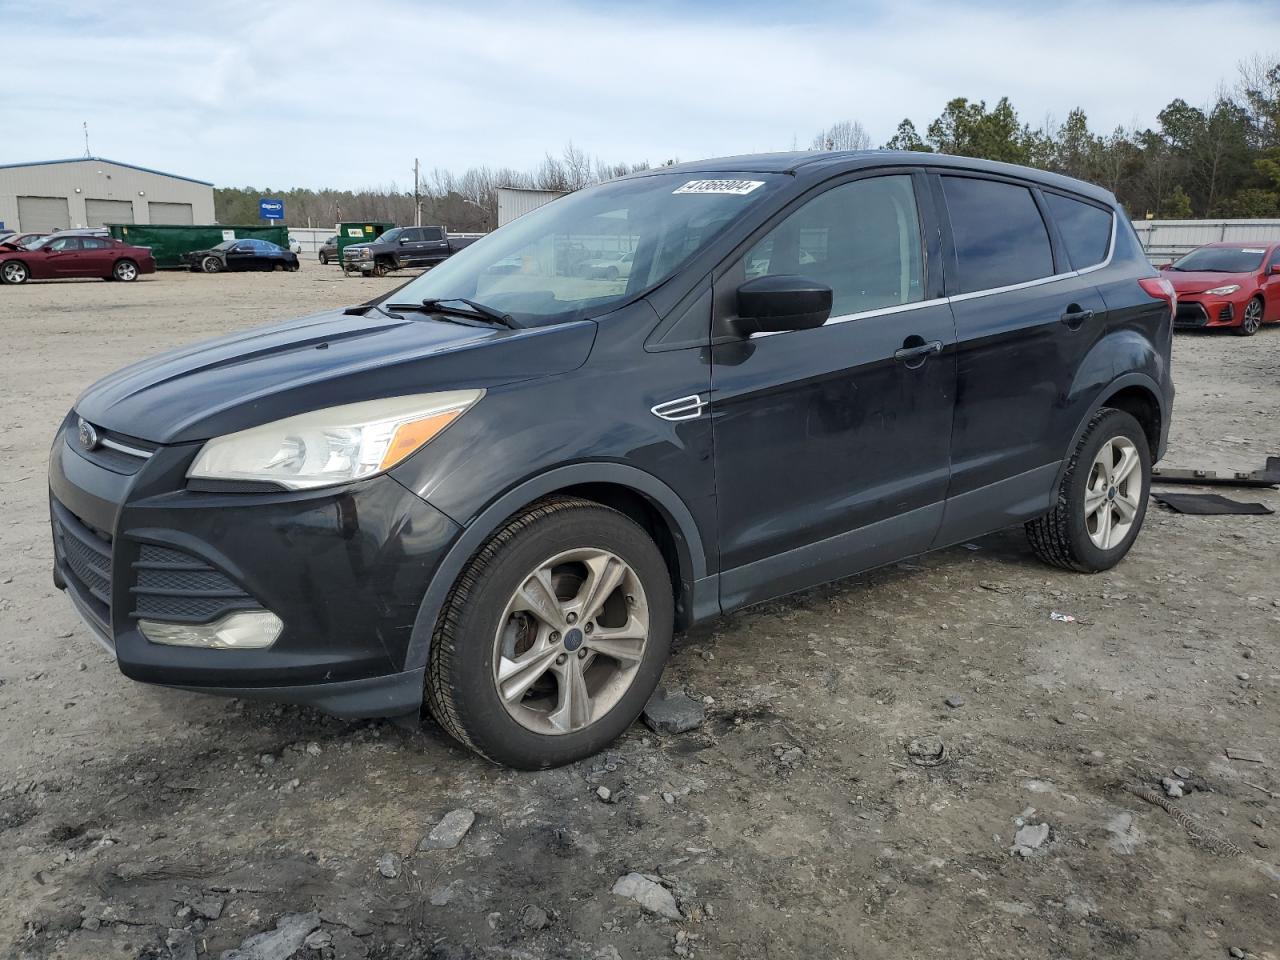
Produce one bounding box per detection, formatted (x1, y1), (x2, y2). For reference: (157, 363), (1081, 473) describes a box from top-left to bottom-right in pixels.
(1138, 276), (1176, 315)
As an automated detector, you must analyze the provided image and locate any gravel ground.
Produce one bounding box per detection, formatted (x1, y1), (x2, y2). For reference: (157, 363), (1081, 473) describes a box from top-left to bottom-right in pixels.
(0, 261), (1277, 960)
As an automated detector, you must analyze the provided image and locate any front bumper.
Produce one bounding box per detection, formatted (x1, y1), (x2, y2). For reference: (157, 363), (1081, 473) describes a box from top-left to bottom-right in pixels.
(1174, 296), (1239, 328)
(48, 413), (460, 716)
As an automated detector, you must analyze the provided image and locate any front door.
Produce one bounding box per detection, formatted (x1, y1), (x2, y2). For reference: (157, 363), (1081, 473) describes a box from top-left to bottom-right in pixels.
(1263, 246), (1280, 322)
(225, 241), (258, 271)
(44, 236), (84, 276)
(710, 173), (957, 610)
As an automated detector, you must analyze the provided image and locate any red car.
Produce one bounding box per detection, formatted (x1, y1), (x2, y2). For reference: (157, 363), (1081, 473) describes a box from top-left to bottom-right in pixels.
(1162, 241), (1280, 336)
(0, 232), (156, 285)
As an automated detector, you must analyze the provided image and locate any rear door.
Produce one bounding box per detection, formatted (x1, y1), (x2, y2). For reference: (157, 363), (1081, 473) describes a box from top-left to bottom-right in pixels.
(710, 171), (957, 610)
(933, 174), (1109, 545)
(420, 227), (448, 263)
(79, 236), (115, 276)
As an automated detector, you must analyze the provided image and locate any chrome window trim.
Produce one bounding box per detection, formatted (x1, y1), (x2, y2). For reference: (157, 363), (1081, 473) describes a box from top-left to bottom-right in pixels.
(947, 270), (1080, 303)
(99, 436), (154, 459)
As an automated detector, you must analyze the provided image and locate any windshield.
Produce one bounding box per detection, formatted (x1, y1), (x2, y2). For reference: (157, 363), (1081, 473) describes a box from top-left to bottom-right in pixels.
(1171, 246), (1267, 273)
(214, 240), (236, 250)
(376, 228), (404, 243)
(392, 172), (783, 324)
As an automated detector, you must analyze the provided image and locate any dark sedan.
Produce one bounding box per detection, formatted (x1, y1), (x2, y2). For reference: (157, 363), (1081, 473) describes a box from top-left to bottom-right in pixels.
(318, 235), (339, 264)
(185, 239), (300, 273)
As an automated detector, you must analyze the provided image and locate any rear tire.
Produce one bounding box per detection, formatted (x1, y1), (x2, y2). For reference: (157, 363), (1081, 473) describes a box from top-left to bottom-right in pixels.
(1026, 408), (1150, 573)
(1235, 297), (1263, 336)
(112, 259), (139, 282)
(425, 497), (674, 769)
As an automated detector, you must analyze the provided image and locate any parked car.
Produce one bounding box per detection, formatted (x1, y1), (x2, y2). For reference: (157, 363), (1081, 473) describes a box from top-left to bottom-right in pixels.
(1, 233), (155, 284)
(50, 152), (1173, 769)
(342, 225), (478, 276)
(184, 239), (300, 273)
(578, 250), (635, 280)
(1, 231), (51, 250)
(1160, 241), (1280, 336)
(318, 235), (339, 264)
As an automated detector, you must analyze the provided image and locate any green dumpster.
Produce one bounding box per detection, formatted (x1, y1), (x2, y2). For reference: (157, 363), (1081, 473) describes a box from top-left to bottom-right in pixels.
(107, 224), (290, 269)
(336, 221), (395, 267)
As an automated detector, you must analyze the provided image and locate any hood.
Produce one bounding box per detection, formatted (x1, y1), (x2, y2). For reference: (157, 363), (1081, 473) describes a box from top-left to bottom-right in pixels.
(75, 308), (597, 444)
(1162, 270), (1252, 294)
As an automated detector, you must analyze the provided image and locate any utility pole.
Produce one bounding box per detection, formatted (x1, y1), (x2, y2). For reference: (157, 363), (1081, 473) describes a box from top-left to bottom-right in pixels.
(82, 121), (91, 158)
(413, 158), (422, 227)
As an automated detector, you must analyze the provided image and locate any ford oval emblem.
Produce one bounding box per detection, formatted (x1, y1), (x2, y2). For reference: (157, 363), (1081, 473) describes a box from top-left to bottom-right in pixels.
(77, 418), (99, 452)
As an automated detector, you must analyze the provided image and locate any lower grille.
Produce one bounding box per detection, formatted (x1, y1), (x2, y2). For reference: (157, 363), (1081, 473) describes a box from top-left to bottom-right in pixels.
(131, 543), (261, 624)
(1175, 302), (1209, 327)
(51, 500), (113, 638)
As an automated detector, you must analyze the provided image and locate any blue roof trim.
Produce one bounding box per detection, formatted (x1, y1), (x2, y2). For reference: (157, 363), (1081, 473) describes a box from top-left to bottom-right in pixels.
(0, 156), (213, 187)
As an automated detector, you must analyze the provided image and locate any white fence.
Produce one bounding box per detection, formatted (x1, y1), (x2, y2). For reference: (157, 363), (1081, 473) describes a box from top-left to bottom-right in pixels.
(288, 227), (337, 255)
(1132, 219), (1280, 264)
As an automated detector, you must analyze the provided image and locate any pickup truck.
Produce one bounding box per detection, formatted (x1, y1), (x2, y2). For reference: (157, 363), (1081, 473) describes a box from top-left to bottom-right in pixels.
(341, 226), (480, 276)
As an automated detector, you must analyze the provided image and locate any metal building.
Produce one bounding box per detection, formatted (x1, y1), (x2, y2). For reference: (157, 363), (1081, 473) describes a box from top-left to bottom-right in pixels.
(0, 157), (215, 233)
(497, 187), (566, 227)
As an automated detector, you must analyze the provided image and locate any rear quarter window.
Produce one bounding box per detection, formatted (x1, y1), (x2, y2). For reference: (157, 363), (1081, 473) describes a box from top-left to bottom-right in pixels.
(1045, 193), (1113, 270)
(942, 177), (1054, 294)
(422, 228), (443, 241)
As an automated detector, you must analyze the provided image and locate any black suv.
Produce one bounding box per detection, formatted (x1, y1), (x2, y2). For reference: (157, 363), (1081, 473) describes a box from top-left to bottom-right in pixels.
(49, 152), (1174, 769)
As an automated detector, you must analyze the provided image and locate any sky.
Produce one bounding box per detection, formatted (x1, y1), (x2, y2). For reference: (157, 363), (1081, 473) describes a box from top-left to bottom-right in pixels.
(4, 0), (1280, 191)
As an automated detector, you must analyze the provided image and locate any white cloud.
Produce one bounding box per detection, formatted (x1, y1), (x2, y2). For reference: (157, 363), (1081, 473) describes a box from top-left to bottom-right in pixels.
(5, 0), (1279, 188)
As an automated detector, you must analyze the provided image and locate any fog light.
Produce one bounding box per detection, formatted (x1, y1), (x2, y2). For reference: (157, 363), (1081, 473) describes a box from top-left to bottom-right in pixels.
(139, 610), (283, 650)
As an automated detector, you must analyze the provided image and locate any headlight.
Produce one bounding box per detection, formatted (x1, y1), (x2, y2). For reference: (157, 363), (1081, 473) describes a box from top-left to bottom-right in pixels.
(359, 248), (372, 259)
(1204, 284), (1241, 295)
(187, 390), (483, 489)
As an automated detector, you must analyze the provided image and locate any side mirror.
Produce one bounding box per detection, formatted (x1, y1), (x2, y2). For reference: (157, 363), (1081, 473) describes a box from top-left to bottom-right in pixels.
(1157, 263), (1172, 270)
(734, 275), (833, 336)
(1270, 264), (1280, 275)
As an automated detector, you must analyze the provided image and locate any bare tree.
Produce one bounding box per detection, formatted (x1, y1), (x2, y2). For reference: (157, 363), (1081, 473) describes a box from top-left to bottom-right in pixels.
(810, 120), (871, 151)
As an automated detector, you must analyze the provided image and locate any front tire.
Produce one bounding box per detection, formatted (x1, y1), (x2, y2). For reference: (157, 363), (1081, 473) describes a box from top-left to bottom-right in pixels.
(425, 497), (674, 769)
(1, 260), (29, 284)
(201, 256), (223, 274)
(319, 252), (329, 264)
(1026, 408), (1151, 573)
(1235, 297), (1263, 336)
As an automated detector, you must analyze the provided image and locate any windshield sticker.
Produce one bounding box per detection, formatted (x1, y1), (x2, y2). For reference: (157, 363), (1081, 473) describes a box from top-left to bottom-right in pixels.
(674, 179), (765, 196)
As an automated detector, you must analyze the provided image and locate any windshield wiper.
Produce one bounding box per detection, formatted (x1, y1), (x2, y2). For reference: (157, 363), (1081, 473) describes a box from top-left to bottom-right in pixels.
(385, 297), (521, 329)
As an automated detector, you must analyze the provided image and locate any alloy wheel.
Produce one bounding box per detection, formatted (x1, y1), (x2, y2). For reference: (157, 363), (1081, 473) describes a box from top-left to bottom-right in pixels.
(114, 261), (137, 281)
(1243, 299), (1262, 335)
(2, 261), (28, 284)
(1083, 436), (1143, 550)
(491, 547), (650, 735)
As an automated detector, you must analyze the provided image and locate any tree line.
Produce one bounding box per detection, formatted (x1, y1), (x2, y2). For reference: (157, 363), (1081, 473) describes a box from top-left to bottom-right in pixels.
(216, 56), (1280, 231)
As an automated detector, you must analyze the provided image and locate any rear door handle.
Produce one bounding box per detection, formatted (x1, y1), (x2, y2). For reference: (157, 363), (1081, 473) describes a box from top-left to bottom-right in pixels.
(894, 339), (943, 366)
(1060, 305), (1095, 328)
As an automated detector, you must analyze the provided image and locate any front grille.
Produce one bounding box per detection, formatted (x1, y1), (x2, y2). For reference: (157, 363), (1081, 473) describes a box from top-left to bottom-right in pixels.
(1175, 301), (1209, 326)
(51, 500), (113, 637)
(130, 543), (261, 624)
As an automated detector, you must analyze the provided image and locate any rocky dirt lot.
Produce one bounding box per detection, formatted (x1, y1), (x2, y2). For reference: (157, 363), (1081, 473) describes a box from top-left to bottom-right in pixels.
(0, 261), (1277, 960)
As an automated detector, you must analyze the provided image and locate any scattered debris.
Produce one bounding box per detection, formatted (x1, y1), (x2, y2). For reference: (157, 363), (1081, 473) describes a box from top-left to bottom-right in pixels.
(1154, 492), (1274, 516)
(1151, 456), (1280, 488)
(1049, 612), (1076, 623)
(1161, 777), (1185, 799)
(1173, 765), (1193, 780)
(642, 688), (705, 735)
(1011, 822), (1050, 857)
(944, 695), (966, 709)
(190, 897), (225, 921)
(596, 786), (613, 803)
(220, 912), (321, 960)
(376, 852), (400, 879)
(1104, 812), (1144, 855)
(611, 872), (682, 921)
(419, 809), (476, 850)
(1125, 785), (1245, 857)
(907, 736), (949, 767)
(1243, 780), (1280, 800)
(1225, 748), (1267, 764)
(166, 928), (197, 960)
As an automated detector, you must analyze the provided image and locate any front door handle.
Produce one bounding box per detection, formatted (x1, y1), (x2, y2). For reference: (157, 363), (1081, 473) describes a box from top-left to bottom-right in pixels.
(1060, 305), (1095, 328)
(894, 339), (943, 367)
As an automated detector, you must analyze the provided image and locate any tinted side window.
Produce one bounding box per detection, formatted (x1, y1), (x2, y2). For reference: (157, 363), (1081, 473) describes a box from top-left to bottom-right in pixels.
(49, 237), (81, 251)
(82, 237), (109, 249)
(1045, 193), (1112, 269)
(422, 227), (443, 241)
(942, 177), (1054, 293)
(742, 175), (923, 318)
